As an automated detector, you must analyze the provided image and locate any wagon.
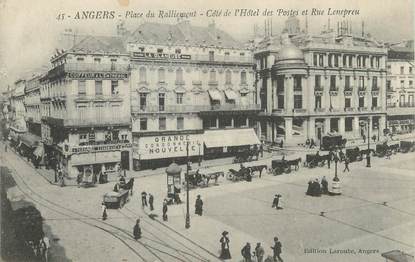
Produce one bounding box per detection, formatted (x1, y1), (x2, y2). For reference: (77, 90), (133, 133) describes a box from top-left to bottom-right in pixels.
(103, 189), (130, 209)
(400, 140), (415, 153)
(320, 135), (346, 151)
(271, 160), (291, 175)
(345, 148), (363, 162)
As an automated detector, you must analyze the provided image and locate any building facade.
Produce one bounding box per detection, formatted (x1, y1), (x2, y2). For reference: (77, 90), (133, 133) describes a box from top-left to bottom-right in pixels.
(125, 21), (260, 169)
(256, 19), (387, 146)
(25, 75), (42, 137)
(386, 42), (415, 133)
(40, 36), (132, 178)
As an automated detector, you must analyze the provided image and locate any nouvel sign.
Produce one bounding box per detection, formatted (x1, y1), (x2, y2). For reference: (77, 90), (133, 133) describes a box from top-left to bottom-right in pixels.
(132, 52), (191, 60)
(66, 72), (128, 79)
(136, 134), (203, 160)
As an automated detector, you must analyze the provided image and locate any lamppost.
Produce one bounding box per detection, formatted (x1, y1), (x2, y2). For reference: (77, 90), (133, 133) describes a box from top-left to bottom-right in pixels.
(198, 142), (201, 167)
(185, 142), (190, 229)
(366, 118), (371, 168)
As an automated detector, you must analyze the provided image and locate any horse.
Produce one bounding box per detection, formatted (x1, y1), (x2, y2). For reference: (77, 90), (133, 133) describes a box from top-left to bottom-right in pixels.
(120, 178), (135, 195)
(202, 171), (224, 186)
(286, 158), (302, 171)
(247, 164), (268, 177)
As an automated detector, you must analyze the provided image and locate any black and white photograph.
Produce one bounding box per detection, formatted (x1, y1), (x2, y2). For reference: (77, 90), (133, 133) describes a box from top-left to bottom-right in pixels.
(0, 0), (414, 261)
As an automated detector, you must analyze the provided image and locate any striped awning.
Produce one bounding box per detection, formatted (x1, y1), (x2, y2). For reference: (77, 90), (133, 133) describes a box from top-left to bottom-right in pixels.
(224, 90), (238, 100)
(204, 128), (260, 148)
(208, 90), (222, 101)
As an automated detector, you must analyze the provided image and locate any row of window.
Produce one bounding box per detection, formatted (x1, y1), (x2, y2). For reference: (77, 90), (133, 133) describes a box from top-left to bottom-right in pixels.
(274, 95), (378, 109)
(138, 117), (184, 131)
(138, 67), (248, 84)
(78, 80), (119, 96)
(315, 75), (379, 89)
(387, 65), (413, 75)
(313, 53), (382, 69)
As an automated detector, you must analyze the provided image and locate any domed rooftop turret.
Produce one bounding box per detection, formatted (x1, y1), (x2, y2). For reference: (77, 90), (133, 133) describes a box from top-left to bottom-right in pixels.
(276, 44), (304, 61)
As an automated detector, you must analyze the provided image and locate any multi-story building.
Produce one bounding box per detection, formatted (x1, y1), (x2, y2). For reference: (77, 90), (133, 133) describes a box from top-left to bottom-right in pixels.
(40, 36), (132, 178)
(256, 18), (387, 146)
(25, 74), (42, 137)
(8, 80), (27, 142)
(125, 21), (260, 169)
(386, 41), (415, 133)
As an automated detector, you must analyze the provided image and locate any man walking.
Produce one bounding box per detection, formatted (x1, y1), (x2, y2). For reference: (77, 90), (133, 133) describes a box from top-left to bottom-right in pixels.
(271, 237), (283, 262)
(148, 193), (154, 211)
(343, 157), (350, 172)
(272, 194), (281, 210)
(255, 242), (265, 262)
(133, 219), (141, 240)
(195, 195), (203, 216)
(241, 242), (252, 262)
(162, 199), (168, 221)
(141, 191), (148, 208)
(101, 202), (107, 220)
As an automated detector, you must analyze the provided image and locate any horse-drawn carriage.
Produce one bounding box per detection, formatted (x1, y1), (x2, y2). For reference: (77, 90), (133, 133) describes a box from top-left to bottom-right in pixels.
(226, 167), (250, 182)
(271, 158), (301, 175)
(345, 147), (363, 162)
(304, 153), (329, 168)
(103, 189), (130, 209)
(232, 147), (259, 164)
(400, 140), (415, 153)
(184, 170), (224, 189)
(375, 142), (400, 157)
(320, 135), (347, 151)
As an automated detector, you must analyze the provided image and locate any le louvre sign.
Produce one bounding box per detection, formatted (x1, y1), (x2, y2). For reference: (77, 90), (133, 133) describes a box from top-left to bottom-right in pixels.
(136, 134), (204, 160)
(66, 72), (128, 80)
(132, 52), (191, 60)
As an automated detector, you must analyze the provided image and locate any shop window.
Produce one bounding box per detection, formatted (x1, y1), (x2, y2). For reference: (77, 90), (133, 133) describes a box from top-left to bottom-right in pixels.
(111, 80), (119, 95)
(95, 80), (103, 95)
(345, 118), (353, 132)
(140, 118), (147, 130)
(78, 80), (86, 96)
(177, 117), (184, 130)
(159, 117), (166, 130)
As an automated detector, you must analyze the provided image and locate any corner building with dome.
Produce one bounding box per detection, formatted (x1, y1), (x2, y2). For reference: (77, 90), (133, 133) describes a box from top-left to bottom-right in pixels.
(255, 18), (388, 146)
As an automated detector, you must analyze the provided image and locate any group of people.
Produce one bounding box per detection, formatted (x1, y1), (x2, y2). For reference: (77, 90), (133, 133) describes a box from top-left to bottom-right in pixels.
(220, 231), (283, 262)
(306, 176), (329, 197)
(305, 138), (317, 149)
(140, 191), (154, 211)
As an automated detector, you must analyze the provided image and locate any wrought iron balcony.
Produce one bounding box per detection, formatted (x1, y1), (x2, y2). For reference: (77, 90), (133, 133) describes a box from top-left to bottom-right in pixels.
(358, 107), (368, 112)
(314, 108), (326, 112)
(344, 107), (355, 112)
(208, 80), (219, 86)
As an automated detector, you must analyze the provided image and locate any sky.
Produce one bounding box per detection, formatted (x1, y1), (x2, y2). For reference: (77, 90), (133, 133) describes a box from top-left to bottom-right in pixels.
(0, 0), (414, 91)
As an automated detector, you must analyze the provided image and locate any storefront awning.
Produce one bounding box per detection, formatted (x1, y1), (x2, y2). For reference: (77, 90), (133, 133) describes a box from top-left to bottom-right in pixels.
(20, 133), (41, 148)
(208, 90), (222, 101)
(204, 128), (260, 148)
(224, 90), (238, 100)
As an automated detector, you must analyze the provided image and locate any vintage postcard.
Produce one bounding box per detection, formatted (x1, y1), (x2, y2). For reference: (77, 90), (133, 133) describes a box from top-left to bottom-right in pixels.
(0, 0), (414, 261)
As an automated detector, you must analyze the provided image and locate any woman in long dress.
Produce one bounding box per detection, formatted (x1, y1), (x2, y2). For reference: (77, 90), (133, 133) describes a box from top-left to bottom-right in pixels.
(219, 231), (231, 259)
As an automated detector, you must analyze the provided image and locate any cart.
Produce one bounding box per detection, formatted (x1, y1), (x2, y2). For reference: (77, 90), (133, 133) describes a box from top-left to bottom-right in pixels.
(271, 160), (290, 175)
(103, 189), (130, 209)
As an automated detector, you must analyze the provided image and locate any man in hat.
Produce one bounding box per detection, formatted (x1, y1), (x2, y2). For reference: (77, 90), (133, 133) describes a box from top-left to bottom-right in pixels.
(101, 202), (107, 220)
(321, 176), (329, 194)
(272, 194), (281, 210)
(241, 242), (252, 262)
(148, 193), (154, 211)
(219, 231), (231, 260)
(255, 242), (265, 262)
(271, 237), (283, 262)
(141, 191), (148, 208)
(195, 195), (203, 216)
(133, 219), (141, 240)
(162, 199), (168, 221)
(343, 156), (350, 172)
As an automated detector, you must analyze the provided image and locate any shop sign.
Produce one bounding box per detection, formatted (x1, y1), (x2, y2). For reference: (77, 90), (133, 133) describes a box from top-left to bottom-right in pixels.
(71, 143), (132, 154)
(66, 72), (128, 79)
(132, 52), (191, 60)
(71, 151), (121, 166)
(135, 134), (203, 160)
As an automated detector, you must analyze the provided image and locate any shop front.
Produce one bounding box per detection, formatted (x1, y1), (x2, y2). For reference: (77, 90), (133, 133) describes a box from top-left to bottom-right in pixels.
(133, 133), (204, 170)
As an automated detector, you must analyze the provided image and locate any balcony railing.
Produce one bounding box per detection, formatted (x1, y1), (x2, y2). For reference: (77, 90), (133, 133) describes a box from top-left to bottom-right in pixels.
(314, 86), (324, 91)
(314, 108), (326, 112)
(399, 102), (415, 107)
(63, 63), (129, 72)
(64, 116), (130, 127)
(358, 86), (367, 91)
(358, 107), (368, 112)
(272, 108), (285, 113)
(371, 106), (381, 111)
(132, 104), (261, 113)
(208, 80), (219, 86)
(344, 107), (354, 112)
(293, 108), (307, 113)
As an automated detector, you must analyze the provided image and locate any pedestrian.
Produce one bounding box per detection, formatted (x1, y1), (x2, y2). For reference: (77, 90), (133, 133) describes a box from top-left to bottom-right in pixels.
(280, 139), (284, 148)
(162, 199), (168, 221)
(195, 195), (203, 216)
(327, 150), (332, 169)
(141, 191), (148, 208)
(272, 194), (281, 209)
(219, 231), (231, 260)
(148, 193), (154, 211)
(260, 142), (264, 157)
(77, 173), (83, 188)
(241, 242), (252, 262)
(271, 237), (283, 262)
(363, 134), (366, 143)
(40, 233), (50, 262)
(58, 167), (65, 187)
(101, 202), (107, 220)
(54, 162), (58, 183)
(255, 242), (265, 262)
(343, 157), (350, 172)
(321, 176), (329, 194)
(306, 179), (313, 196)
(133, 219), (141, 240)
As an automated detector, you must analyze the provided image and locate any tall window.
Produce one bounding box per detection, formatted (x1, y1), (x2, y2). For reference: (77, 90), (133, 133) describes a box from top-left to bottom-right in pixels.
(293, 75), (302, 91)
(277, 95), (285, 109)
(399, 95), (405, 106)
(158, 68), (165, 83)
(372, 97), (378, 108)
(225, 70), (232, 84)
(159, 117), (166, 130)
(334, 55), (339, 67)
(372, 76), (378, 90)
(78, 80), (86, 96)
(410, 67), (413, 74)
(294, 95), (302, 109)
(348, 55), (353, 67)
(110, 58), (117, 70)
(95, 80), (103, 95)
(359, 97), (365, 108)
(241, 71), (247, 84)
(345, 118), (353, 132)
(400, 80), (405, 88)
(330, 75), (336, 90)
(176, 68), (183, 82)
(345, 98), (351, 108)
(328, 54), (333, 67)
(313, 54), (317, 66)
(209, 70), (216, 81)
(359, 76), (365, 89)
(176, 93), (183, 104)
(209, 51), (214, 61)
(139, 67), (147, 82)
(140, 118), (147, 130)
(319, 54), (324, 66)
(139, 93), (147, 110)
(177, 117), (184, 130)
(376, 57), (380, 68)
(400, 66), (404, 75)
(345, 76), (351, 89)
(343, 55), (347, 67)
(315, 96), (321, 109)
(315, 75), (321, 88)
(158, 93), (165, 111)
(111, 80), (119, 95)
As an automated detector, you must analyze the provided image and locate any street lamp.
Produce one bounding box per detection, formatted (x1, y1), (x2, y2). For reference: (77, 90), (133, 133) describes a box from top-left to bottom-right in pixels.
(366, 118), (371, 168)
(185, 142), (190, 229)
(198, 142), (201, 167)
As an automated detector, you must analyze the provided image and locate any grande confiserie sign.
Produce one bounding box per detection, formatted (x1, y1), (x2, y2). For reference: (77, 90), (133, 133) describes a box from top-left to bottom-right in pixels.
(135, 134), (203, 160)
(132, 52), (191, 60)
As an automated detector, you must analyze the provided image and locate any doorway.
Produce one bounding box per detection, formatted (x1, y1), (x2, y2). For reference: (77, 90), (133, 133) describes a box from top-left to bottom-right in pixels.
(121, 151), (130, 170)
